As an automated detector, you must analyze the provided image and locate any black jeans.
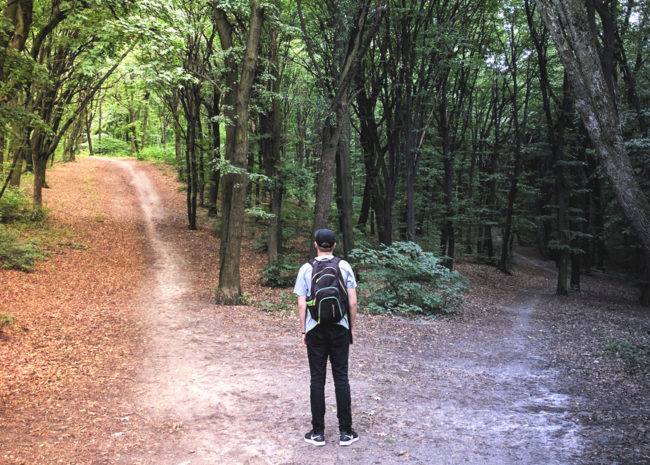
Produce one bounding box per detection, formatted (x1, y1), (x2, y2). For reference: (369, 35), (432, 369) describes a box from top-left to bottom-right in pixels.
(306, 324), (352, 433)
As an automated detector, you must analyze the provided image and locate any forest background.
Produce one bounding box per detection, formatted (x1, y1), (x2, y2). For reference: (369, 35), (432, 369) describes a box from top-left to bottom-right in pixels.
(0, 0), (649, 308)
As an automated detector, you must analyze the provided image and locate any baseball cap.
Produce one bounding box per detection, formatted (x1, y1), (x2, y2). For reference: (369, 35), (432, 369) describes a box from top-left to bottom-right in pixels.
(314, 228), (336, 248)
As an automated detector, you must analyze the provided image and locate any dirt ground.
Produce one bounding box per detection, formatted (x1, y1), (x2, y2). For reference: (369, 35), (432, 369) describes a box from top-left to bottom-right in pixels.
(1, 157), (648, 465)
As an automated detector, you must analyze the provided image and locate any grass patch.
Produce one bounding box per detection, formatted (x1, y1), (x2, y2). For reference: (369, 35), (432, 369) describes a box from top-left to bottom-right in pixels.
(258, 291), (295, 313)
(603, 337), (650, 374)
(0, 186), (50, 271)
(0, 224), (46, 271)
(0, 312), (14, 330)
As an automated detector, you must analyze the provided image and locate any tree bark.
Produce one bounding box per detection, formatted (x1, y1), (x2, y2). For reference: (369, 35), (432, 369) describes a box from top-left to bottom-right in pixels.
(86, 107), (94, 156)
(335, 112), (354, 257)
(215, 1), (264, 305)
(537, 0), (650, 304)
(304, 0), (383, 241)
(140, 91), (150, 150)
(264, 24), (283, 265)
(0, 0), (33, 84)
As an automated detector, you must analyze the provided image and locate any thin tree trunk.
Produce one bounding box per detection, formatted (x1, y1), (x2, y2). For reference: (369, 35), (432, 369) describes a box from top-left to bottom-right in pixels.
(86, 108), (94, 156)
(140, 91), (150, 150)
(335, 111), (354, 257)
(266, 24), (283, 265)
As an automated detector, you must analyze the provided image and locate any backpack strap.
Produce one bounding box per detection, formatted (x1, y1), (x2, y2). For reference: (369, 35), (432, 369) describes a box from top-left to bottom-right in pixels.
(309, 258), (318, 278)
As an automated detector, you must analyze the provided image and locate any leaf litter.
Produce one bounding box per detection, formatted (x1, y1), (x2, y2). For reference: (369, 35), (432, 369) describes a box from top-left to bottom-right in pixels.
(0, 157), (648, 465)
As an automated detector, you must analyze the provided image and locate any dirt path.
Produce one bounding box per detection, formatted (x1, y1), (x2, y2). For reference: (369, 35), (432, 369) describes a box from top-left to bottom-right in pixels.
(4, 157), (646, 465)
(92, 157), (592, 465)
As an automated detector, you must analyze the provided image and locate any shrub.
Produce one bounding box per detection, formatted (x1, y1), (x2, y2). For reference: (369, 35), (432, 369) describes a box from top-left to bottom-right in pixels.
(261, 254), (300, 288)
(603, 337), (650, 374)
(138, 145), (178, 164)
(0, 225), (46, 271)
(89, 134), (131, 156)
(0, 187), (32, 223)
(258, 291), (295, 313)
(349, 241), (467, 316)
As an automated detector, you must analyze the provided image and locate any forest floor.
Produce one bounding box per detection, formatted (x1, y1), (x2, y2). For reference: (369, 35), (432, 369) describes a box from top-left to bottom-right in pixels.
(1, 157), (648, 465)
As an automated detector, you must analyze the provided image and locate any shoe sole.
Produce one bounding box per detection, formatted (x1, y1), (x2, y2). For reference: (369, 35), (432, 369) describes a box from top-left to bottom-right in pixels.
(339, 436), (359, 446)
(304, 437), (326, 446)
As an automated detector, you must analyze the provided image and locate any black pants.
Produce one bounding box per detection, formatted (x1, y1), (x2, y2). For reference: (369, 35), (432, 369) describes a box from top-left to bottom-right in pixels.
(306, 324), (352, 433)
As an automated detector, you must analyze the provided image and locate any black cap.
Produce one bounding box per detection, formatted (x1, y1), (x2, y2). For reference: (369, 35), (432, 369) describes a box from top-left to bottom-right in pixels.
(314, 229), (336, 248)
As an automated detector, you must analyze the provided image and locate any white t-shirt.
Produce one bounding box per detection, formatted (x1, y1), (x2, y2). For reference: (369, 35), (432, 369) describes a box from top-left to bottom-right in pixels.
(294, 255), (357, 334)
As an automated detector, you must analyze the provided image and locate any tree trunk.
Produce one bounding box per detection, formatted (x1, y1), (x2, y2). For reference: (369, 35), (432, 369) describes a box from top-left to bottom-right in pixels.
(0, 134), (4, 172)
(537, 0), (650, 304)
(98, 97), (102, 149)
(207, 89), (221, 217)
(498, 27), (526, 274)
(140, 91), (150, 150)
(172, 89), (183, 178)
(215, 1), (264, 305)
(265, 25), (283, 266)
(184, 104), (198, 230)
(307, 0), (382, 240)
(0, 0), (34, 85)
(86, 108), (94, 156)
(128, 92), (140, 155)
(335, 112), (354, 257)
(32, 153), (48, 205)
(197, 116), (205, 208)
(439, 75), (455, 269)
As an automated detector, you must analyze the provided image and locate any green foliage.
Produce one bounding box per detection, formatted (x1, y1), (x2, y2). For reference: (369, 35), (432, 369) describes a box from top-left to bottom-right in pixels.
(0, 312), (14, 330)
(261, 255), (299, 288)
(0, 187), (47, 225)
(0, 225), (46, 272)
(245, 206), (276, 221)
(237, 291), (252, 305)
(258, 291), (295, 313)
(91, 134), (131, 156)
(138, 145), (177, 164)
(350, 242), (467, 316)
(0, 187), (32, 223)
(603, 337), (650, 374)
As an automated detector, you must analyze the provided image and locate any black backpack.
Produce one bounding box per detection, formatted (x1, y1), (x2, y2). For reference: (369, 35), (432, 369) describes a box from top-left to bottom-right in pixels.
(306, 257), (348, 325)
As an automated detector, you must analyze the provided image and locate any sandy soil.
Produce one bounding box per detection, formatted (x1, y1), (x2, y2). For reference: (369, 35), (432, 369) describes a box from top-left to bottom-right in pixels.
(1, 157), (648, 465)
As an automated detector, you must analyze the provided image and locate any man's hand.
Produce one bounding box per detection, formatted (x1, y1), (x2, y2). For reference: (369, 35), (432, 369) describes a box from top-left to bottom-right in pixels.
(302, 333), (307, 346)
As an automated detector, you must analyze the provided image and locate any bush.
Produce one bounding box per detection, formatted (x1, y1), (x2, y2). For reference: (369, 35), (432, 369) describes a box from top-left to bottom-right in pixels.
(350, 241), (467, 316)
(138, 145), (178, 164)
(261, 254), (300, 288)
(89, 134), (131, 156)
(0, 187), (32, 223)
(603, 337), (650, 374)
(0, 225), (46, 271)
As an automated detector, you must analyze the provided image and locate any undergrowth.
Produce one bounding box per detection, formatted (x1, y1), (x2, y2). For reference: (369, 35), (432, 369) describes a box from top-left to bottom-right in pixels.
(261, 254), (300, 288)
(0, 312), (14, 330)
(350, 241), (467, 317)
(0, 187), (48, 271)
(603, 337), (650, 374)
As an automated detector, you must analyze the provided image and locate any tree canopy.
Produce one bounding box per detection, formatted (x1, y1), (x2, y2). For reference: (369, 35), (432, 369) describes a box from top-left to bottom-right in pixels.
(1, 0), (649, 304)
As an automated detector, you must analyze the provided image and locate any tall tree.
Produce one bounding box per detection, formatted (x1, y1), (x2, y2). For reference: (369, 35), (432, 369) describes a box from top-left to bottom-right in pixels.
(536, 0), (650, 304)
(298, 0), (382, 255)
(214, 0), (265, 304)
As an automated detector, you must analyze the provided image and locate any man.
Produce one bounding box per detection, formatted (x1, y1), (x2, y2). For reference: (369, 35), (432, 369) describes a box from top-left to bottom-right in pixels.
(294, 228), (359, 447)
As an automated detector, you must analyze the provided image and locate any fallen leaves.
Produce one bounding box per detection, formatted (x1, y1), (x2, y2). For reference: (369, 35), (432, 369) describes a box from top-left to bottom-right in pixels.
(0, 158), (148, 464)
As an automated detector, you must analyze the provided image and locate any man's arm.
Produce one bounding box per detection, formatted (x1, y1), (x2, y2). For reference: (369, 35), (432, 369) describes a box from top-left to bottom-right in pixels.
(347, 287), (357, 342)
(298, 295), (307, 346)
